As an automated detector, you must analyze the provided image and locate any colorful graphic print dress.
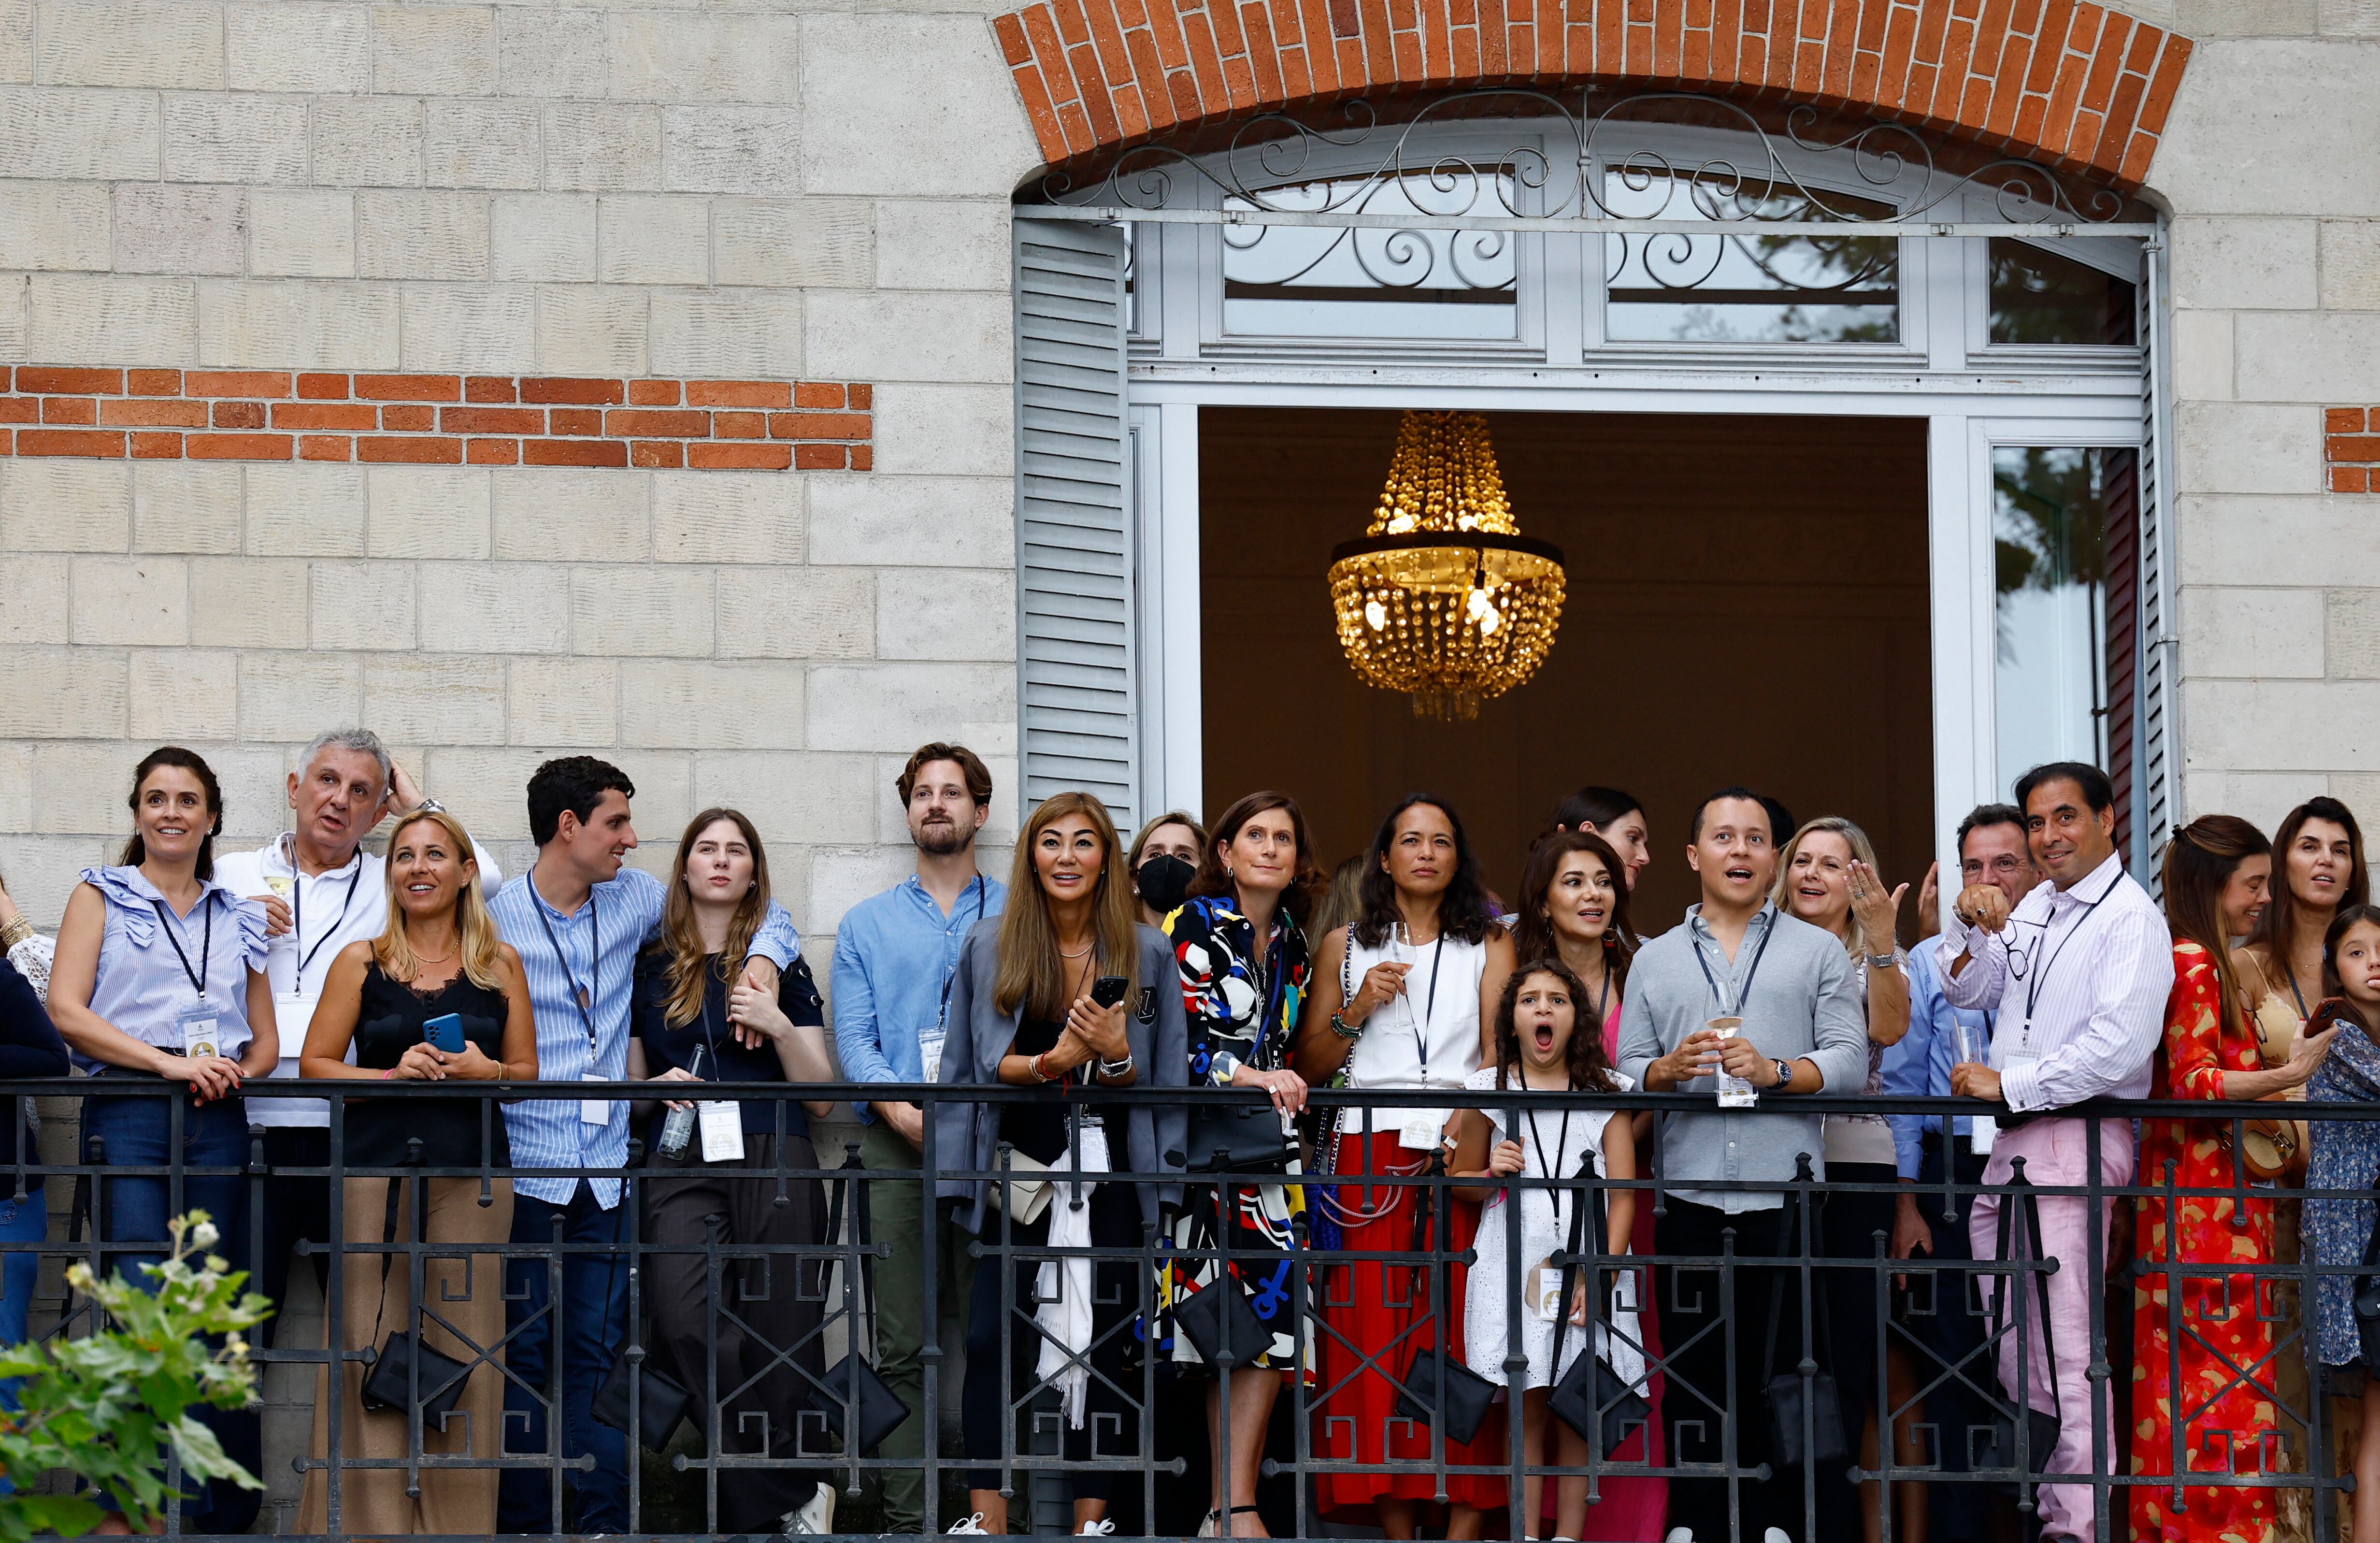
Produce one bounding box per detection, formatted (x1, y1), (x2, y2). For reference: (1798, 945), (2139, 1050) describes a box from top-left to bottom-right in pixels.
(1159, 894), (1311, 1374)
(2129, 940), (2280, 1543)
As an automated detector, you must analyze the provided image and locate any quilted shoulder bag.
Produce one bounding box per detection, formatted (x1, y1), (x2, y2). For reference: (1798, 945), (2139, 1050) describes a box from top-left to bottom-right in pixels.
(359, 1173), (474, 1423)
(799, 1148), (912, 1456)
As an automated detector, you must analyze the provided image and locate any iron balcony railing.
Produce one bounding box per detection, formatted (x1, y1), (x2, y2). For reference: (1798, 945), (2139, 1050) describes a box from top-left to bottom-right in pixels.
(0, 1078), (2364, 1541)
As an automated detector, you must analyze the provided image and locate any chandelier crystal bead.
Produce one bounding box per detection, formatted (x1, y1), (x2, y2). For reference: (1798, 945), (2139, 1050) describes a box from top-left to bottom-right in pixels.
(1326, 410), (1566, 722)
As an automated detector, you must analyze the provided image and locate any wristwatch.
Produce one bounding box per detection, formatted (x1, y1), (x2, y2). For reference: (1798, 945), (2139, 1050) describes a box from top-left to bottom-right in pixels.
(1210, 1050), (1243, 1083)
(1771, 1058), (1795, 1089)
(1866, 951), (1897, 969)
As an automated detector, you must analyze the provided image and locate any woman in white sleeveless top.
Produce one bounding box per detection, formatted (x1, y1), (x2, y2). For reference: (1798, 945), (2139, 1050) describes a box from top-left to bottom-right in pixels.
(1298, 794), (1516, 1539)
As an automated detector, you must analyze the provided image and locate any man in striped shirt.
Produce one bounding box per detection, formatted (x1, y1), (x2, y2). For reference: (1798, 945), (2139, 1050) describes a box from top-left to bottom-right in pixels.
(1940, 761), (2172, 1543)
(486, 756), (803, 1535)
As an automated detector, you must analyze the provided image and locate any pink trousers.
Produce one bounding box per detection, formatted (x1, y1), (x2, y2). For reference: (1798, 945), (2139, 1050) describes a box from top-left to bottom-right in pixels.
(1966, 1116), (2135, 1543)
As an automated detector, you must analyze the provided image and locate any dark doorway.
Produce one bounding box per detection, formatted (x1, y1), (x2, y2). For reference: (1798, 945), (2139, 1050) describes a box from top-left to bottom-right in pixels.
(1198, 406), (1936, 930)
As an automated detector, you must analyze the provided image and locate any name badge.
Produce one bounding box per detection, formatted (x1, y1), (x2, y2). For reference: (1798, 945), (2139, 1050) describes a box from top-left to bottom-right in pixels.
(698, 1101), (745, 1163)
(1969, 1115), (1999, 1154)
(272, 994), (319, 1062)
(1398, 1108), (1452, 1151)
(919, 1024), (946, 1085)
(176, 1002), (222, 1060)
(580, 1070), (612, 1127)
(1531, 1261), (1565, 1323)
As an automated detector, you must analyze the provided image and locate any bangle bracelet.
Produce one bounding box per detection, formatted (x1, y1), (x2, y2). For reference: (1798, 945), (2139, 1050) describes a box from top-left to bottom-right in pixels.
(1029, 1052), (1052, 1084)
(0, 917), (31, 951)
(1098, 1053), (1133, 1079)
(1330, 1010), (1364, 1039)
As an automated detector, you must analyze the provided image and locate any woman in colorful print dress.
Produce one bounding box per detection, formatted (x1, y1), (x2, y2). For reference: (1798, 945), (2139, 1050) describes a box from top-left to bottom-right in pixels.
(1162, 791), (1319, 1539)
(2132, 816), (2334, 1543)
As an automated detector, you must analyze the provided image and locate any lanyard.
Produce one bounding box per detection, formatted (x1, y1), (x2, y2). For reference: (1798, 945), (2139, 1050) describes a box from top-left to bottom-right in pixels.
(532, 891), (600, 1051)
(934, 874), (988, 1030)
(152, 895), (214, 999)
(1691, 910), (1777, 1018)
(1522, 1097), (1572, 1231)
(289, 845), (365, 977)
(1394, 925), (1447, 1081)
(2014, 887), (2111, 1032)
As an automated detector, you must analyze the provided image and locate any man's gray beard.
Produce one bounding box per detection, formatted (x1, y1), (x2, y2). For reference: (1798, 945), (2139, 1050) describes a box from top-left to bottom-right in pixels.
(914, 824), (974, 858)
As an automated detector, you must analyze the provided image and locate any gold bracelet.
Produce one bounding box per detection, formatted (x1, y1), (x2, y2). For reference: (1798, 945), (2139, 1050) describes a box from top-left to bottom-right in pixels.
(0, 917), (31, 951)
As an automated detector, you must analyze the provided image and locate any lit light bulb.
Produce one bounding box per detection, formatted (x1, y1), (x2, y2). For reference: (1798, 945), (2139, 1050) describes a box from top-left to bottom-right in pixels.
(1466, 588), (1500, 635)
(1364, 599), (1388, 631)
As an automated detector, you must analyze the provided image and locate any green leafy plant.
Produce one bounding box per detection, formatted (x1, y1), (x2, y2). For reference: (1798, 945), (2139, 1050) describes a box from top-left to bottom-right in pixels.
(0, 1211), (271, 1541)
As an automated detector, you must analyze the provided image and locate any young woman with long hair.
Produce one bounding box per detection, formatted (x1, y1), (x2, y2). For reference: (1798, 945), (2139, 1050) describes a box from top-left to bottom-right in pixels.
(1161, 791), (1320, 1538)
(1770, 817), (1913, 1543)
(2133, 816), (2335, 1543)
(1296, 793), (1517, 1538)
(934, 792), (1188, 1535)
(1447, 959), (1641, 1542)
(49, 747), (278, 1533)
(1508, 832), (1665, 1540)
(629, 809), (839, 1535)
(2304, 904), (2380, 1543)
(294, 805), (537, 1536)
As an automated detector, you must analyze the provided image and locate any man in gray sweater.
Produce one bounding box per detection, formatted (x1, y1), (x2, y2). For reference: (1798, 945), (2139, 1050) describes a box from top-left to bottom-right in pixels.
(1617, 787), (1869, 1543)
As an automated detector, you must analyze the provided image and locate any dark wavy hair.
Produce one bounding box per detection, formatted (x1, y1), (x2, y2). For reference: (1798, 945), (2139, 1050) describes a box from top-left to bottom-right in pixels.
(2252, 797), (2370, 958)
(1351, 793), (1501, 949)
(119, 746), (224, 881)
(1487, 956), (1620, 1093)
(1512, 831), (1635, 1003)
(1186, 791), (1322, 927)
(1547, 785), (1642, 837)
(2160, 814), (2271, 1041)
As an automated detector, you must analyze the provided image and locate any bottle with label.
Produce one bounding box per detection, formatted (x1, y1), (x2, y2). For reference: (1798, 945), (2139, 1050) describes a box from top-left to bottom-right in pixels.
(659, 1042), (709, 1158)
(1710, 1015), (1756, 1108)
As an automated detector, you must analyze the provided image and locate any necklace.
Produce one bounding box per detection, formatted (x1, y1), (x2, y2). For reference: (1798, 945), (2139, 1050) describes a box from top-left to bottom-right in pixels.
(1058, 938), (1094, 959)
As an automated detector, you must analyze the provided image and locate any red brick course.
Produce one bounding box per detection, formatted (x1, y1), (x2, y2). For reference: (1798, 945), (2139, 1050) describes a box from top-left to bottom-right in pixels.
(2325, 407), (2380, 495)
(0, 370), (873, 472)
(992, 0), (2192, 185)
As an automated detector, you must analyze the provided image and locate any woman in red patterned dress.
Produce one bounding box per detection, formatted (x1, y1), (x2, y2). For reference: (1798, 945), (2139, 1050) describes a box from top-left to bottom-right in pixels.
(2132, 815), (2335, 1543)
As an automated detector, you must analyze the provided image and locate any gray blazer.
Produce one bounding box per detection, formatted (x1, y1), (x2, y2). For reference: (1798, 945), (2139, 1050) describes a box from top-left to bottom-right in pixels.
(932, 918), (1187, 1230)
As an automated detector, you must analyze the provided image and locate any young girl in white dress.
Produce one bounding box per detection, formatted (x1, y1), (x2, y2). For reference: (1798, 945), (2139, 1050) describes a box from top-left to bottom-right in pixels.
(1447, 958), (1643, 1542)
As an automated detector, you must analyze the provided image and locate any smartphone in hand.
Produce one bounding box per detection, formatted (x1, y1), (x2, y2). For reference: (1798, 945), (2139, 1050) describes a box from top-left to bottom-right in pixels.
(1090, 975), (1129, 1009)
(423, 1013), (466, 1054)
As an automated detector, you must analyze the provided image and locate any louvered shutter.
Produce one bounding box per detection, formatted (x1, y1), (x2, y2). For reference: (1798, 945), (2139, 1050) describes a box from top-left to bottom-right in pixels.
(1014, 218), (1137, 830)
(2133, 233), (2181, 877)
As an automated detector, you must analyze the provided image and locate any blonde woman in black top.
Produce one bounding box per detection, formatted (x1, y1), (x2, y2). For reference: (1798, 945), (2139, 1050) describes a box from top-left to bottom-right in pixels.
(296, 806), (536, 1537)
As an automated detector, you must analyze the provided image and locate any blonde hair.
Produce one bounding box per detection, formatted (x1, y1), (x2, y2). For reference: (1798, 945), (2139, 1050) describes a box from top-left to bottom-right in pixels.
(995, 792), (1140, 1020)
(373, 808), (504, 991)
(658, 808), (772, 1029)
(1770, 816), (1890, 962)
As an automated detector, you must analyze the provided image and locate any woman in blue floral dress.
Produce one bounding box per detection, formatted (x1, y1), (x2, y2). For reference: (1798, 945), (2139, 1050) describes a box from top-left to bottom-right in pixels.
(1161, 791), (1320, 1538)
(2304, 904), (2380, 1543)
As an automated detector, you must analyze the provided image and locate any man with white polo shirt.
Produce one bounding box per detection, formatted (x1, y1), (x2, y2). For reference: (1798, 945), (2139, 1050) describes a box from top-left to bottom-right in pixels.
(1940, 761), (2170, 1543)
(214, 727), (499, 1346)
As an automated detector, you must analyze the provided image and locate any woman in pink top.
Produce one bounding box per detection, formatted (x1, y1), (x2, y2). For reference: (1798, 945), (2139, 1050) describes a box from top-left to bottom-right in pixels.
(1512, 829), (1663, 1541)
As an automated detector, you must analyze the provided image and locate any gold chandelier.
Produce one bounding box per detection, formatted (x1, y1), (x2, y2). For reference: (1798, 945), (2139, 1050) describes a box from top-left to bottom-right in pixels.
(1326, 410), (1566, 722)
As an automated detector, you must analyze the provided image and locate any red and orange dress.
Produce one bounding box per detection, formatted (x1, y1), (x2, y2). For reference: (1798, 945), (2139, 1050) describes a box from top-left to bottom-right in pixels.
(2130, 938), (2280, 1543)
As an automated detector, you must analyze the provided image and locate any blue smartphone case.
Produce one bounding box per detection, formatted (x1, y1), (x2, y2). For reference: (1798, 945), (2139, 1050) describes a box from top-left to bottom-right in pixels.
(423, 1013), (466, 1053)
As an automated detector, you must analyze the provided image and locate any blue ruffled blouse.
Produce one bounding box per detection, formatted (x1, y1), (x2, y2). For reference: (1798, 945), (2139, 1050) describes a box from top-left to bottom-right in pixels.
(79, 866), (269, 1064)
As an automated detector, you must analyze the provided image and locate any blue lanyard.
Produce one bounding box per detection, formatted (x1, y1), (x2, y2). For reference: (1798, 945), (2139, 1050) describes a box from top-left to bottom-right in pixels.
(532, 890), (599, 1051)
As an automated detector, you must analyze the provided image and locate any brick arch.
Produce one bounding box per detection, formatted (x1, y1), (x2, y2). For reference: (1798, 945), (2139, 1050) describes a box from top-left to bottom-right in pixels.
(990, 0), (2192, 187)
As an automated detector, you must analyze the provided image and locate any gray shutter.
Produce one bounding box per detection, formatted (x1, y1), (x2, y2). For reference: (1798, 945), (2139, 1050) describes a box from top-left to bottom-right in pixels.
(1014, 217), (1136, 830)
(2133, 232), (2181, 876)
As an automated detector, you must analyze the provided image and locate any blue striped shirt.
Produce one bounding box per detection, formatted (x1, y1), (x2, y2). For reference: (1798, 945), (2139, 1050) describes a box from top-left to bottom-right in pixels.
(487, 864), (801, 1207)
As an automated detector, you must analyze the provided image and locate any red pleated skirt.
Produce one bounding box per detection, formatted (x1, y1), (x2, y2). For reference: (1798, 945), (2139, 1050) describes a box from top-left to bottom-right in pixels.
(1313, 1128), (1508, 1521)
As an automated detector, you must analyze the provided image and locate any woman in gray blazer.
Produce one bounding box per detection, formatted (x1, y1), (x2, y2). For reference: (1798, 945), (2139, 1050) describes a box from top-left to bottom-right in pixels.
(934, 791), (1187, 1535)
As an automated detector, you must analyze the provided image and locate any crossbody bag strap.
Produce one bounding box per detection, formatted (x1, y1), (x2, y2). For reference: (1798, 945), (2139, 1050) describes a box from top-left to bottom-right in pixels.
(369, 1173), (404, 1346)
(826, 1145), (875, 1327)
(1548, 1147), (1604, 1371)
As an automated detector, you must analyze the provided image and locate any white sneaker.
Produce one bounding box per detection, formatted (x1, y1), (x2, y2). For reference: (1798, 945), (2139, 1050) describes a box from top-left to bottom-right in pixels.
(783, 1482), (836, 1535)
(1664, 1530), (1694, 1543)
(1764, 1530), (1792, 1543)
(1078, 1522), (1116, 1535)
(947, 1514), (989, 1535)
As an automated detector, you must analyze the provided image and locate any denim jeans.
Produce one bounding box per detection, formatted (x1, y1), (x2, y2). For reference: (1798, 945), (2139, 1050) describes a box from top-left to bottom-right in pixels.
(0, 1186), (46, 1356)
(498, 1181), (631, 1534)
(80, 1092), (262, 1532)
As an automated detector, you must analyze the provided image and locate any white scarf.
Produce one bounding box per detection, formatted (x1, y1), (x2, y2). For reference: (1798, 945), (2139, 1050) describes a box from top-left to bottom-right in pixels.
(1033, 1119), (1111, 1428)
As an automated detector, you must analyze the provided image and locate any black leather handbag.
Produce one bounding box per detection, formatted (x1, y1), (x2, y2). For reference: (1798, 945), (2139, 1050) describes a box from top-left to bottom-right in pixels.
(1762, 1189), (1848, 1470)
(800, 1150), (911, 1456)
(1547, 1159), (1650, 1456)
(1391, 1156), (1497, 1445)
(359, 1176), (474, 1423)
(1172, 1271), (1273, 1368)
(1179, 1100), (1296, 1175)
(1972, 1171), (2061, 1494)
(2357, 1213), (2380, 1371)
(592, 1346), (696, 1452)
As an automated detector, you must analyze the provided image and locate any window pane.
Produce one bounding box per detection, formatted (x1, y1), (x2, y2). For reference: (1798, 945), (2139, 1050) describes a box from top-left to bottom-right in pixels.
(1603, 171), (1898, 343)
(1993, 447), (2139, 817)
(1221, 175), (1518, 341)
(1988, 239), (2136, 345)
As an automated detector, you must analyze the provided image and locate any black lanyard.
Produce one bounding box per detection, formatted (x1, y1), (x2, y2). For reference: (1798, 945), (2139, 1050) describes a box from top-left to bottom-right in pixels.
(152, 895), (214, 1000)
(1522, 1097), (1572, 1231)
(2014, 886), (2112, 1029)
(934, 874), (988, 1030)
(1691, 909), (1777, 1018)
(532, 890), (600, 1051)
(290, 847), (365, 976)
(1396, 927), (1447, 1081)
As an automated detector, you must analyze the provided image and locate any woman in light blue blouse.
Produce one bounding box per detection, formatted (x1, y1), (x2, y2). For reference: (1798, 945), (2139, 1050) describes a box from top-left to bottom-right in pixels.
(48, 747), (276, 1528)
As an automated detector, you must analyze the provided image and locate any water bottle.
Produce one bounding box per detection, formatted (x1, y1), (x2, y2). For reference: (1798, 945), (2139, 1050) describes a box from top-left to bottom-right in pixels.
(658, 1043), (708, 1158)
